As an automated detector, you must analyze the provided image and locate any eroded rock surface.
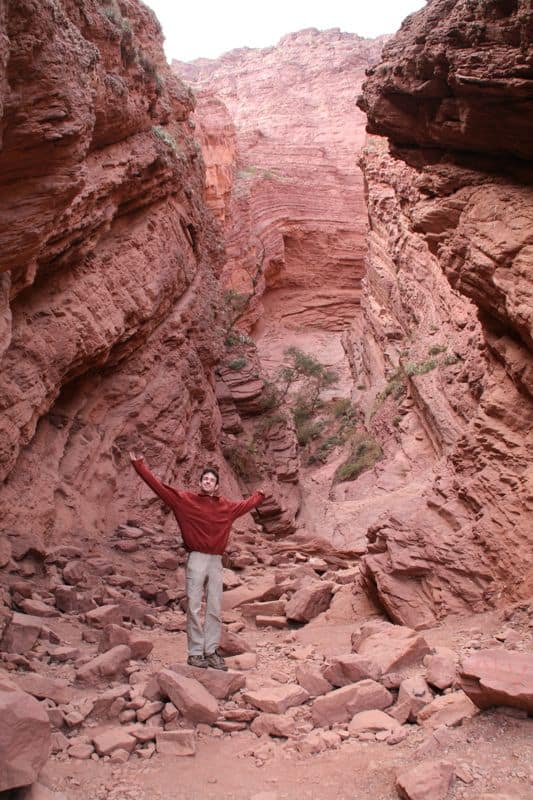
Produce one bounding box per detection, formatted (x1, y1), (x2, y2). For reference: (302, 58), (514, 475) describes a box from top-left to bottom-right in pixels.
(355, 0), (533, 625)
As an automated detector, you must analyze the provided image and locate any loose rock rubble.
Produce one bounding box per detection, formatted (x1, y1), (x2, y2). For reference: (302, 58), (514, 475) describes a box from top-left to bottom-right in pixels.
(1, 529), (532, 799)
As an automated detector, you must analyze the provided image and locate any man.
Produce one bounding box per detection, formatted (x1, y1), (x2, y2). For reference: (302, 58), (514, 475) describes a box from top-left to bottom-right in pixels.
(129, 452), (265, 670)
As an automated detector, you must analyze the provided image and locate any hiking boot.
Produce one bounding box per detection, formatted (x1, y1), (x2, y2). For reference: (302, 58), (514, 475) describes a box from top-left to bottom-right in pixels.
(205, 651), (228, 671)
(187, 655), (208, 668)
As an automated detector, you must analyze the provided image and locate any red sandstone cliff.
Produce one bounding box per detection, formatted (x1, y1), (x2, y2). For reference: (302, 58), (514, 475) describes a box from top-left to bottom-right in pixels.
(174, 30), (386, 331)
(0, 0), (232, 546)
(355, 0), (533, 625)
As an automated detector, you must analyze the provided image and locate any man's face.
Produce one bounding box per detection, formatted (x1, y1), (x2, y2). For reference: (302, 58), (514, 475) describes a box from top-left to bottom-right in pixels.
(200, 471), (218, 495)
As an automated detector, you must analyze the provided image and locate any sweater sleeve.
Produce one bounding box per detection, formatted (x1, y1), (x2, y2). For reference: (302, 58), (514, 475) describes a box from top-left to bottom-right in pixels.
(132, 459), (179, 509)
(229, 491), (265, 520)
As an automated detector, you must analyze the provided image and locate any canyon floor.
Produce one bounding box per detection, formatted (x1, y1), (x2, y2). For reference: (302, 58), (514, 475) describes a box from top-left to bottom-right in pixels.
(26, 584), (533, 800)
(10, 316), (531, 800)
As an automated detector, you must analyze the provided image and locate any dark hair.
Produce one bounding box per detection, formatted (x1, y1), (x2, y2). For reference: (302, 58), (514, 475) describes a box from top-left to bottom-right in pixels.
(200, 467), (219, 486)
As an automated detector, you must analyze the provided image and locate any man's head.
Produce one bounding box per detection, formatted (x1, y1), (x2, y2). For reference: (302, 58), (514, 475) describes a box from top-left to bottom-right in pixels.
(200, 467), (219, 495)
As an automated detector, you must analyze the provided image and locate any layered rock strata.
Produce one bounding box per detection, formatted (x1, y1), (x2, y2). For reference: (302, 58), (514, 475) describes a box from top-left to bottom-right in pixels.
(174, 29), (386, 331)
(355, 0), (533, 626)
(0, 0), (230, 545)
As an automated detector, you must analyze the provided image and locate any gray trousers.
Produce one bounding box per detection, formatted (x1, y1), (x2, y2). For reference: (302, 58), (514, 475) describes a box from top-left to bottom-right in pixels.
(185, 551), (223, 656)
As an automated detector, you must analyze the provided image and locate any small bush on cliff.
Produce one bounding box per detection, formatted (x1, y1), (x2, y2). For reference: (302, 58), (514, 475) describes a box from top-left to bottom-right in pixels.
(223, 289), (251, 344)
(428, 344), (447, 356)
(334, 434), (382, 483)
(228, 357), (247, 371)
(152, 126), (177, 152)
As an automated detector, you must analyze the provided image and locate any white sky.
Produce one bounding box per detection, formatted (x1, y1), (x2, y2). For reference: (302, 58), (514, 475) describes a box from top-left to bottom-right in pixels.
(141, 0), (427, 62)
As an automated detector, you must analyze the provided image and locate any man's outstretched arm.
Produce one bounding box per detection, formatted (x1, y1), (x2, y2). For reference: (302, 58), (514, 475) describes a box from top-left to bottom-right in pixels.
(230, 490), (267, 520)
(129, 451), (179, 509)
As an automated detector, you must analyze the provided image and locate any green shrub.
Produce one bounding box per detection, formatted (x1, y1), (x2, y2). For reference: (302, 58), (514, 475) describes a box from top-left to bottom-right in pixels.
(331, 398), (354, 419)
(228, 357), (246, 371)
(443, 354), (460, 366)
(308, 434), (343, 464)
(152, 125), (177, 152)
(295, 419), (324, 447)
(404, 359), (438, 376)
(428, 344), (447, 356)
(334, 435), (382, 483)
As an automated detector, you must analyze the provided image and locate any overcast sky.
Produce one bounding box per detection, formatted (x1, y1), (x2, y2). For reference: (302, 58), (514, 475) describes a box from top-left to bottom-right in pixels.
(141, 0), (427, 62)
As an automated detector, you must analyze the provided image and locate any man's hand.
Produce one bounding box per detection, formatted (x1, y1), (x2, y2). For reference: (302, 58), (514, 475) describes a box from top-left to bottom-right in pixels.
(129, 451), (142, 463)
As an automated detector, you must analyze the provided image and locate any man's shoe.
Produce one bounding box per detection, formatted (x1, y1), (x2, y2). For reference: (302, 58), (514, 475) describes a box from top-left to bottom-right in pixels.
(205, 651), (228, 671)
(187, 655), (208, 668)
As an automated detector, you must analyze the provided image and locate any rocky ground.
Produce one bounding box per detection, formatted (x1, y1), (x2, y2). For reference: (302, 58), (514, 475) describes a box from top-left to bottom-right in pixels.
(1, 527), (532, 800)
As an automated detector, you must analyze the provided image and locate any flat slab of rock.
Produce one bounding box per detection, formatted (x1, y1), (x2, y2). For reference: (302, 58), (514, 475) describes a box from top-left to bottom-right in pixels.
(295, 664), (332, 697)
(19, 599), (58, 618)
(85, 604), (123, 627)
(222, 578), (279, 610)
(240, 600), (286, 618)
(76, 645), (132, 684)
(285, 581), (334, 622)
(12, 673), (73, 705)
(323, 654), (382, 687)
(243, 684), (309, 714)
(348, 709), (401, 736)
(157, 669), (218, 724)
(417, 690), (478, 728)
(352, 621), (431, 673)
(396, 759), (455, 800)
(92, 728), (136, 756)
(169, 663), (245, 699)
(459, 649), (533, 713)
(225, 652), (257, 670)
(0, 612), (42, 654)
(311, 680), (393, 726)
(0, 680), (52, 792)
(250, 712), (297, 738)
(155, 729), (196, 756)
(424, 649), (457, 690)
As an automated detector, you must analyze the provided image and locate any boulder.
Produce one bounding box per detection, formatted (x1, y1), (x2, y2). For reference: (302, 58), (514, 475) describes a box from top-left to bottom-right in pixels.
(222, 577), (280, 610)
(0, 680), (52, 792)
(285, 581), (334, 622)
(396, 759), (455, 800)
(351, 620), (431, 673)
(76, 645), (132, 683)
(85, 604), (123, 627)
(242, 684), (309, 714)
(459, 649), (533, 713)
(218, 627), (253, 656)
(397, 676), (434, 722)
(311, 680), (393, 726)
(0, 612), (42, 654)
(98, 624), (153, 659)
(12, 673), (72, 705)
(295, 663), (332, 697)
(348, 709), (401, 737)
(92, 728), (136, 756)
(417, 690), (479, 728)
(168, 663), (245, 699)
(425, 649), (457, 690)
(322, 654), (381, 687)
(157, 669), (218, 724)
(155, 729), (196, 756)
(250, 712), (297, 738)
(18, 599), (58, 618)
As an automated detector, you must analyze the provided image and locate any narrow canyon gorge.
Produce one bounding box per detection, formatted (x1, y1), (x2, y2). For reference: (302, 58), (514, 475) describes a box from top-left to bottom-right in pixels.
(0, 1), (531, 799)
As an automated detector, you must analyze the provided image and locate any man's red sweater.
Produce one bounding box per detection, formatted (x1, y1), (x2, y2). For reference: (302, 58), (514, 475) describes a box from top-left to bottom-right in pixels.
(132, 459), (264, 555)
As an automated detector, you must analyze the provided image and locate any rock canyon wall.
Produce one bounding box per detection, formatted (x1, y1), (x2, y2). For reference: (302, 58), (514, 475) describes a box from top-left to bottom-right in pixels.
(0, 0), (232, 550)
(174, 30), (386, 331)
(355, 0), (533, 626)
